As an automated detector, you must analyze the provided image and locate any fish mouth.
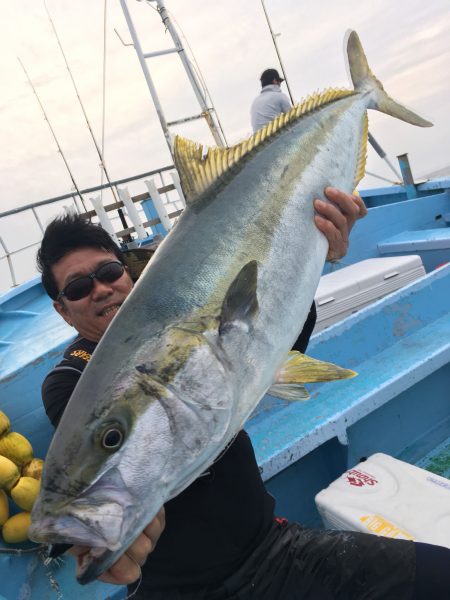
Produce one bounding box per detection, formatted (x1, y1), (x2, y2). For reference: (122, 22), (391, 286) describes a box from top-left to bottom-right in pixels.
(30, 468), (138, 551)
(29, 514), (116, 547)
(29, 500), (127, 549)
(30, 505), (134, 585)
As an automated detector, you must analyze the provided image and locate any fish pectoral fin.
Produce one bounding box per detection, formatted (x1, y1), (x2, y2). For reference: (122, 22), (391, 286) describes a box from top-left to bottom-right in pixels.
(268, 352), (356, 402)
(268, 383), (310, 402)
(219, 261), (259, 334)
(276, 350), (357, 383)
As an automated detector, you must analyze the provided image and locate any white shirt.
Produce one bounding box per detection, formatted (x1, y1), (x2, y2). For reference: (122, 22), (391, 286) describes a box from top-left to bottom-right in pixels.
(250, 84), (292, 132)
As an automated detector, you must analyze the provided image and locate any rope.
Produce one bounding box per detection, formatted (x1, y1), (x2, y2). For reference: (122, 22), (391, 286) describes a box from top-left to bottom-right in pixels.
(0, 544), (47, 555)
(365, 170), (399, 185)
(123, 551), (143, 599)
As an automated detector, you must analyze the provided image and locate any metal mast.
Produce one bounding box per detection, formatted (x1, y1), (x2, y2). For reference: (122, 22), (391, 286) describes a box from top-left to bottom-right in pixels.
(120, 0), (226, 158)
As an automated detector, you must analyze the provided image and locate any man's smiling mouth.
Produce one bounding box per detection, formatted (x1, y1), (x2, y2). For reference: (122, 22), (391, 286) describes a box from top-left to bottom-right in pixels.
(100, 304), (121, 317)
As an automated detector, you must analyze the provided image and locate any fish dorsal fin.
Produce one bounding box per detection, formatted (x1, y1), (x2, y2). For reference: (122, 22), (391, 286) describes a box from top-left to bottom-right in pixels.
(354, 112), (369, 189)
(174, 88), (355, 203)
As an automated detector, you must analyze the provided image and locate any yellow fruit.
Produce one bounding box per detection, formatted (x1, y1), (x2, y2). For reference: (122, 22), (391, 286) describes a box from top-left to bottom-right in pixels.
(0, 490), (9, 526)
(22, 458), (44, 481)
(0, 455), (21, 491)
(0, 411), (10, 438)
(2, 512), (31, 544)
(10, 477), (40, 512)
(0, 432), (33, 467)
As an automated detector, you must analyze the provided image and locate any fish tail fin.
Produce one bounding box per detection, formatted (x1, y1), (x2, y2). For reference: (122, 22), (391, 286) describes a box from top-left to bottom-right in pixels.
(346, 30), (433, 127)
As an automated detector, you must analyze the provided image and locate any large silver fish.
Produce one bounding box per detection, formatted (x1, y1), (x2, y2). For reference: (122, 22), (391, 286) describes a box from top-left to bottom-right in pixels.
(30, 31), (431, 583)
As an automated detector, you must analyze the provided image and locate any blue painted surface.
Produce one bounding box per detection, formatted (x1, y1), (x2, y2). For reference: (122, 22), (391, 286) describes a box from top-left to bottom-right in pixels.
(379, 228), (450, 252)
(0, 287), (125, 598)
(0, 182), (449, 597)
(359, 177), (450, 208)
(323, 190), (450, 274)
(141, 198), (169, 237)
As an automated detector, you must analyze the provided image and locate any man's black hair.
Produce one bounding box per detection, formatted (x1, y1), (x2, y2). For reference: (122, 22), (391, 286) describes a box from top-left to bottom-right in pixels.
(37, 213), (123, 300)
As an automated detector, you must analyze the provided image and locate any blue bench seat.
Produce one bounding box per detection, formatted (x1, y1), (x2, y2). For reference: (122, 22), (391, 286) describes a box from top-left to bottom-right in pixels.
(378, 228), (450, 253)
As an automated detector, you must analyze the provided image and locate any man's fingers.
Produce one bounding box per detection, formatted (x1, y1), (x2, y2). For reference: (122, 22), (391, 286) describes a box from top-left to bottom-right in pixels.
(314, 199), (349, 242)
(314, 187), (368, 262)
(352, 194), (368, 218)
(97, 552), (142, 585)
(322, 186), (367, 230)
(315, 215), (348, 261)
(143, 507), (166, 547)
(75, 507), (166, 586)
(98, 509), (166, 584)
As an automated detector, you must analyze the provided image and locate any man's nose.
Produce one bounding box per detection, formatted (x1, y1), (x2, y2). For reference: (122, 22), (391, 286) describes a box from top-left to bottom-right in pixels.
(91, 277), (113, 298)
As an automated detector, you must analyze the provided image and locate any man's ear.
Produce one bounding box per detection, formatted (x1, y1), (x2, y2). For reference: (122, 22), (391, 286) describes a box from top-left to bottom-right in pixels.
(53, 300), (73, 327)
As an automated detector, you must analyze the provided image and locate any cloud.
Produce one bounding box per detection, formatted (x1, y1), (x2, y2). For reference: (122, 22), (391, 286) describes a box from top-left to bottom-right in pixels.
(1, 0), (449, 213)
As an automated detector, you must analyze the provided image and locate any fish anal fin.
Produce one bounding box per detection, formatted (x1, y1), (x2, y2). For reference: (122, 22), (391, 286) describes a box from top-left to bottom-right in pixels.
(268, 383), (310, 402)
(219, 261), (259, 334)
(277, 350), (357, 384)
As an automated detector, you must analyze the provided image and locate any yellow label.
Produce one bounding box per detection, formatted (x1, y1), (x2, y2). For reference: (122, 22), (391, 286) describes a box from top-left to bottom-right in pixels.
(70, 349), (91, 362)
(360, 514), (414, 540)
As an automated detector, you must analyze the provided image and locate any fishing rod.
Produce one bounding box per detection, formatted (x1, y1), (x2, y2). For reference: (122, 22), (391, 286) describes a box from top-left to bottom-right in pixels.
(42, 0), (132, 238)
(18, 57), (88, 213)
(260, 0), (295, 105)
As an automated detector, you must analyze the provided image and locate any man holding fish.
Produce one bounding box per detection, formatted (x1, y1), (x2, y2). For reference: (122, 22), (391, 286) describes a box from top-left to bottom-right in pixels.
(33, 30), (450, 599)
(36, 197), (449, 599)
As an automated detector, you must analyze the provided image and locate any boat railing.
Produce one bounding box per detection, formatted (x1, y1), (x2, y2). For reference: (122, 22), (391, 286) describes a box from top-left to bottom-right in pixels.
(0, 165), (185, 293)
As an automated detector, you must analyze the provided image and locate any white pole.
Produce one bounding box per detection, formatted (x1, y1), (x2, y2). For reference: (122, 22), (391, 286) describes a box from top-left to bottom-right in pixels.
(118, 188), (148, 240)
(145, 180), (173, 232)
(90, 196), (120, 245)
(120, 0), (173, 156)
(170, 171), (186, 208)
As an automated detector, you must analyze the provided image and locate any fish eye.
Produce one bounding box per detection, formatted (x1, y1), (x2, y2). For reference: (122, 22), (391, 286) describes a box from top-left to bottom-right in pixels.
(101, 427), (124, 451)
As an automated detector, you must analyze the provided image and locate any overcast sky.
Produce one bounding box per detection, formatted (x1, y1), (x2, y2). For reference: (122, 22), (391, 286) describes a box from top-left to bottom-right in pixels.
(1, 0), (449, 215)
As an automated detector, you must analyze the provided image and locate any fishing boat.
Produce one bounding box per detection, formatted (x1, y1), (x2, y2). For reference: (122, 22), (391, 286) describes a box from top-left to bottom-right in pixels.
(1, 2), (449, 598)
(1, 165), (449, 599)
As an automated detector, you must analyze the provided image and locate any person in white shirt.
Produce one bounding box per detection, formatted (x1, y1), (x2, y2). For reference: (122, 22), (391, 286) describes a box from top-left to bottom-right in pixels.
(250, 68), (291, 132)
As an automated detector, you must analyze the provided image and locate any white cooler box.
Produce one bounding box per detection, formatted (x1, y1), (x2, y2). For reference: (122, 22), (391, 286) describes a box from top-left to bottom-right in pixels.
(315, 453), (450, 548)
(314, 255), (425, 332)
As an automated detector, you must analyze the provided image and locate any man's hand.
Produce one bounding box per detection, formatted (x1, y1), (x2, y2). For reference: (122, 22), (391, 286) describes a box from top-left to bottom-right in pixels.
(314, 187), (368, 262)
(69, 507), (166, 585)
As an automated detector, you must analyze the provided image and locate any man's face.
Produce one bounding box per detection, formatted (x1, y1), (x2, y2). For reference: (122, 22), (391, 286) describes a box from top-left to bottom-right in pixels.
(52, 247), (134, 342)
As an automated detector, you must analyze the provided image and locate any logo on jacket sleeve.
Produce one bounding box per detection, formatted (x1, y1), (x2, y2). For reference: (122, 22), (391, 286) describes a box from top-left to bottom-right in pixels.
(70, 349), (92, 362)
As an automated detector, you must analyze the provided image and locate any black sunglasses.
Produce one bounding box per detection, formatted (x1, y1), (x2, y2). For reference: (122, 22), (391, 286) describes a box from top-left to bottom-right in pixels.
(57, 261), (125, 302)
